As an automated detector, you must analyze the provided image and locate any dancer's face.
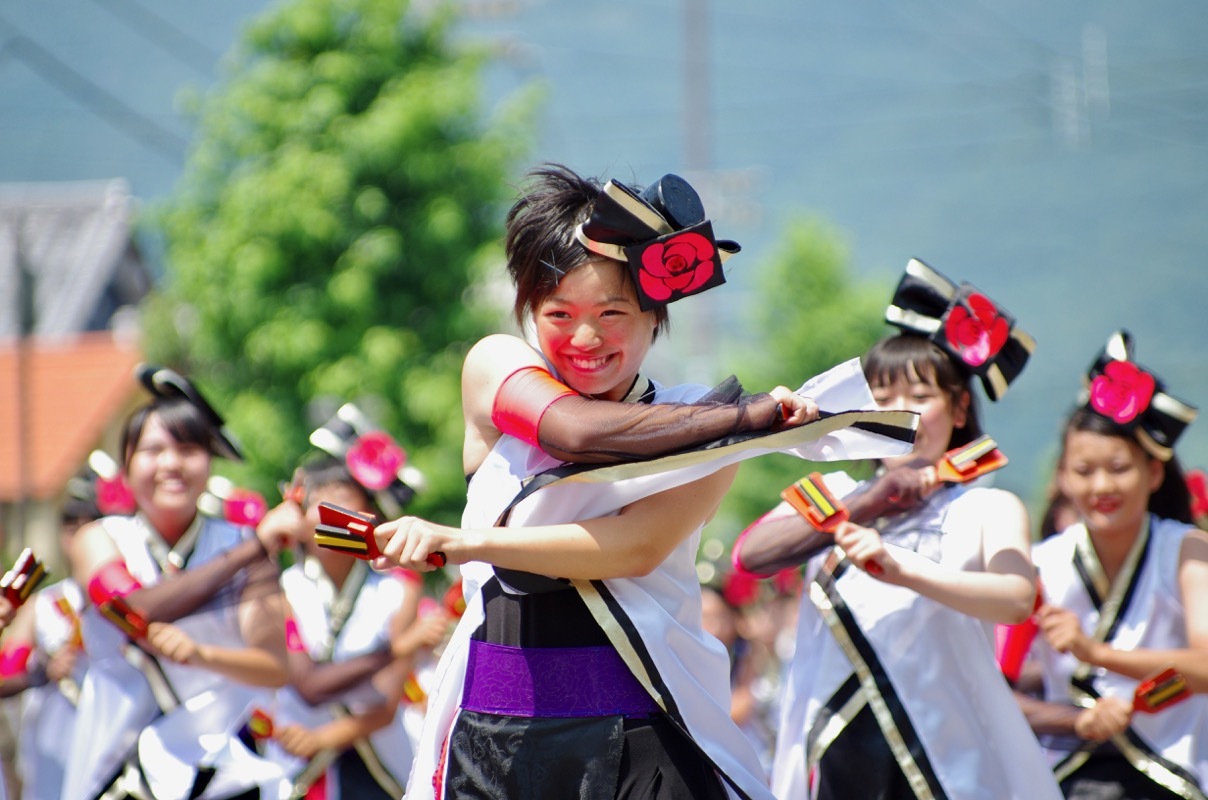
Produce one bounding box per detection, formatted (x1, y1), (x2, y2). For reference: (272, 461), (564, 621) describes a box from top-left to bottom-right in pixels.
(534, 259), (658, 401)
(302, 481), (374, 553)
(1059, 430), (1162, 537)
(872, 370), (967, 468)
(125, 412), (211, 528)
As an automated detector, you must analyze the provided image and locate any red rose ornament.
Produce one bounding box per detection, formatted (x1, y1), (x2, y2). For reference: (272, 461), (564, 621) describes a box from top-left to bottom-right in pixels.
(944, 293), (1009, 367)
(638, 231), (717, 303)
(1089, 360), (1155, 424)
(96, 474), (136, 516)
(347, 431), (406, 491)
(224, 488), (268, 527)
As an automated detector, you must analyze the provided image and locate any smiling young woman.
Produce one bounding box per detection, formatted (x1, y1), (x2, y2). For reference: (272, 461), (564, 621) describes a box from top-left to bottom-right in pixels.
(63, 365), (292, 800)
(368, 164), (917, 800)
(732, 258), (1063, 800)
(1018, 331), (1208, 800)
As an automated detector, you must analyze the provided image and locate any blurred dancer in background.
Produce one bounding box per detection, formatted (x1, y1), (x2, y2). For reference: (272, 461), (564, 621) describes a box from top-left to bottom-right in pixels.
(1018, 331), (1208, 799)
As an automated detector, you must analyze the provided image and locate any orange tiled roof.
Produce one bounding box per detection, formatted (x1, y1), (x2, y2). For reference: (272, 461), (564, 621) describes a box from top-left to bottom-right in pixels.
(0, 332), (143, 501)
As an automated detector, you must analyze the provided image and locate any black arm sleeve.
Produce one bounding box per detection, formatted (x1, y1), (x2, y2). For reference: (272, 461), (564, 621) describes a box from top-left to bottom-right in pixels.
(732, 512), (836, 577)
(127, 538), (271, 623)
(287, 647), (393, 707)
(733, 464), (937, 575)
(537, 377), (784, 464)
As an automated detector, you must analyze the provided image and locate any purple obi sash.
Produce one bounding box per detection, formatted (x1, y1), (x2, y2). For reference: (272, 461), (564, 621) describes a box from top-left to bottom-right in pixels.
(462, 639), (660, 718)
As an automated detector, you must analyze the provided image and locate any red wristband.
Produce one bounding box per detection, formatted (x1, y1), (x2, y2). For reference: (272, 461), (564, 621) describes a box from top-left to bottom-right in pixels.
(87, 559), (142, 607)
(490, 366), (577, 449)
(731, 512), (777, 579)
(0, 642), (32, 678)
(285, 616), (306, 653)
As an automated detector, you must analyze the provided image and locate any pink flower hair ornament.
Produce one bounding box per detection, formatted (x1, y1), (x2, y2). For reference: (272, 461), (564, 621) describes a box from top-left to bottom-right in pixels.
(1079, 330), (1197, 462)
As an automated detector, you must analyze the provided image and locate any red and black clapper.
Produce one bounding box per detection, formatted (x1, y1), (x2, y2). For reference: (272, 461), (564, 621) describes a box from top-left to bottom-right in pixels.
(98, 594), (150, 640)
(780, 473), (881, 576)
(781, 472), (849, 533)
(1133, 667), (1191, 714)
(1, 549), (48, 607)
(935, 434), (1008, 483)
(247, 708), (275, 740)
(315, 502), (446, 567)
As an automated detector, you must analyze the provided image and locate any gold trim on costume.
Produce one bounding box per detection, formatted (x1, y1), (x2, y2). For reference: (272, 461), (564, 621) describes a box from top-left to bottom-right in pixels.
(1073, 517), (1149, 647)
(885, 306), (941, 335)
(1136, 427), (1174, 462)
(352, 735), (406, 798)
(1012, 327), (1038, 355)
(809, 560), (938, 800)
(1152, 391), (1198, 424)
(986, 365), (1008, 402)
(571, 579), (668, 714)
(1061, 518), (1205, 799)
(603, 180), (674, 237)
(905, 258), (957, 297)
(548, 409), (919, 487)
(575, 229), (736, 265)
(1073, 526), (1112, 606)
(807, 688), (869, 771)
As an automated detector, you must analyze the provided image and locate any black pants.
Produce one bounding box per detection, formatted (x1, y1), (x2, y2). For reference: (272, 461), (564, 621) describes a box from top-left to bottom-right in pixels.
(445, 711), (728, 800)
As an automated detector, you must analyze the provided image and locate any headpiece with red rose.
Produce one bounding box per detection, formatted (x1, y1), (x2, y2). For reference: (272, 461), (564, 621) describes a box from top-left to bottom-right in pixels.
(574, 174), (739, 311)
(1079, 330), (1197, 462)
(308, 403), (424, 518)
(884, 258), (1035, 402)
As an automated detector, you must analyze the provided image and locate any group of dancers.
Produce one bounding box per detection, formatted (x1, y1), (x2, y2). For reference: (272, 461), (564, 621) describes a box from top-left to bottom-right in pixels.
(0, 162), (1203, 800)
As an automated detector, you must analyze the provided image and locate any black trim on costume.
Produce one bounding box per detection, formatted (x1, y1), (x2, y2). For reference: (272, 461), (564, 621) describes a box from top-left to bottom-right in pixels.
(494, 409), (920, 526)
(815, 567), (950, 800)
(1064, 679), (1203, 792)
(1103, 524), (1152, 645)
(846, 418), (918, 443)
(188, 766), (217, 800)
(1073, 555), (1104, 610)
(806, 673), (862, 762)
(587, 578), (683, 723)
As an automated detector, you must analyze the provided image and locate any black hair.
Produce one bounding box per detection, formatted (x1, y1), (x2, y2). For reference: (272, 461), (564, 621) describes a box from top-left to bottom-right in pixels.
(299, 455), (382, 519)
(1058, 406), (1193, 523)
(504, 163), (670, 340)
(121, 397), (215, 467)
(862, 333), (983, 449)
(61, 495), (101, 526)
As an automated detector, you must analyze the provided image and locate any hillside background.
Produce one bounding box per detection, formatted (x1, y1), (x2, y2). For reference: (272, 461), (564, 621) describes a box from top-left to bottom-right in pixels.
(2, 0), (1205, 512)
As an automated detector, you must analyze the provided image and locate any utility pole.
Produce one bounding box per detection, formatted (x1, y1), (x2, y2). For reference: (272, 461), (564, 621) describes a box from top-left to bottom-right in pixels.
(14, 212), (35, 556)
(683, 0), (711, 173)
(2, 208), (34, 555)
(680, 0), (715, 383)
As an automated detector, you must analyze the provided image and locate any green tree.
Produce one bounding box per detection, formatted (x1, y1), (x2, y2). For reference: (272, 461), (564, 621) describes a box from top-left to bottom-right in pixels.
(709, 218), (891, 548)
(142, 0), (538, 520)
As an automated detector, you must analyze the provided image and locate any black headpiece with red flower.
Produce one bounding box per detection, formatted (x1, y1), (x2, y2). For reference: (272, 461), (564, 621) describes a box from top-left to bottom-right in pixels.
(1079, 330), (1197, 462)
(574, 174), (740, 311)
(136, 363), (243, 461)
(884, 258), (1035, 401)
(309, 403), (422, 518)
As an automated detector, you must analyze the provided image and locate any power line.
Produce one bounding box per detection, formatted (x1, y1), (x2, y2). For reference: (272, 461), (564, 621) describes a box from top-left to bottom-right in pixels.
(0, 31), (188, 164)
(86, 0), (219, 75)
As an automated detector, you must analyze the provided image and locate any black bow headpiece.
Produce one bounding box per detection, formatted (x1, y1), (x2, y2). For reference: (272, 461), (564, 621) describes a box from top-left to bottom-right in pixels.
(1079, 330), (1197, 462)
(309, 403), (422, 518)
(136, 364), (243, 461)
(884, 258), (1035, 401)
(574, 174), (740, 311)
